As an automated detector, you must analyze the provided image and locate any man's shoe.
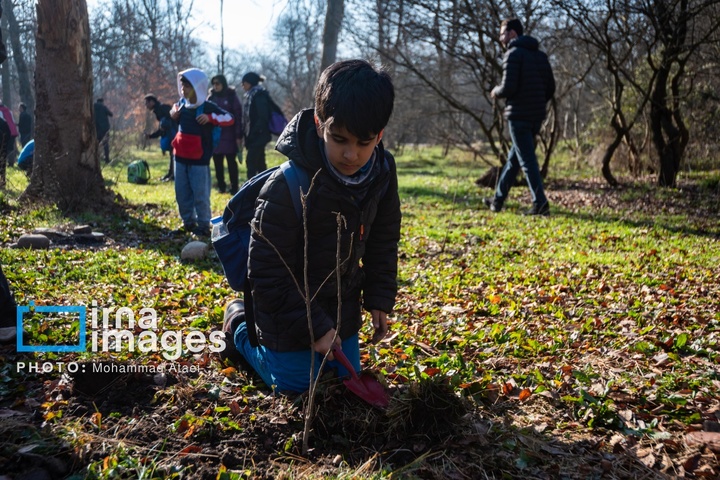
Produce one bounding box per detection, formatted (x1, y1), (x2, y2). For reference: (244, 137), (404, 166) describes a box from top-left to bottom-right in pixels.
(172, 222), (197, 235)
(483, 197), (502, 212)
(192, 225), (210, 237)
(220, 300), (248, 366)
(161, 174), (174, 182)
(524, 202), (550, 216)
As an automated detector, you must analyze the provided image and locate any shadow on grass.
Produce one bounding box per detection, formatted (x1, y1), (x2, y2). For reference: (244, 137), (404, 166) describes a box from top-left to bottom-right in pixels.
(476, 177), (720, 240)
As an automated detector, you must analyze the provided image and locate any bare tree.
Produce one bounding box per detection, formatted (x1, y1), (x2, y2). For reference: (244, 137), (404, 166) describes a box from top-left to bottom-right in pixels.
(0, 6), (8, 105)
(352, 0), (560, 180)
(553, 0), (656, 187)
(319, 0), (344, 72)
(639, 0), (720, 187)
(89, 0), (199, 138)
(23, 0), (109, 211)
(263, 0), (324, 114)
(2, 0), (35, 113)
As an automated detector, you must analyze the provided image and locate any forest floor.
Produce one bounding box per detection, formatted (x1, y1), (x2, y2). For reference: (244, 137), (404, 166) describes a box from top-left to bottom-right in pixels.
(1, 149), (719, 479)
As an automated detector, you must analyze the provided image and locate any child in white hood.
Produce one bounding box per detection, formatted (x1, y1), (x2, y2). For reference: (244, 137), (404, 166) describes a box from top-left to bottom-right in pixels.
(170, 68), (234, 236)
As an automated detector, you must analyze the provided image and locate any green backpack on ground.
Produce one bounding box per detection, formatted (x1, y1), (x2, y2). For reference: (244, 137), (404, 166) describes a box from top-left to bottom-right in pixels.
(127, 159), (150, 184)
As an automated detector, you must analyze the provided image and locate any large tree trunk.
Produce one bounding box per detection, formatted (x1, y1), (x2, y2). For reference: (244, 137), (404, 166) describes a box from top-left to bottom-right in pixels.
(3, 0), (34, 113)
(23, 0), (109, 212)
(319, 0), (344, 73)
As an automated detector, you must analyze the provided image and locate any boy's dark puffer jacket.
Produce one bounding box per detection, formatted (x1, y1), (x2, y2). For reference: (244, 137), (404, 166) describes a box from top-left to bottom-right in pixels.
(248, 109), (401, 352)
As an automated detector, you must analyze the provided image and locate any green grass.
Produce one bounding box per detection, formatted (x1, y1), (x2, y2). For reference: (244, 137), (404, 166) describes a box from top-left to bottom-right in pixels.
(2, 144), (719, 478)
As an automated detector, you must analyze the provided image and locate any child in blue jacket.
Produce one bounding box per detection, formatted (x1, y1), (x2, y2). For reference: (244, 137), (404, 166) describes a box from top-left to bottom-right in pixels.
(170, 68), (234, 236)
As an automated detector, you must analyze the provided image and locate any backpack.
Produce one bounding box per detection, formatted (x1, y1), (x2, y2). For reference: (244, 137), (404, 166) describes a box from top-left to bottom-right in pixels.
(127, 159), (151, 184)
(17, 139), (34, 173)
(212, 161), (309, 291)
(267, 97), (288, 136)
(196, 103), (221, 150)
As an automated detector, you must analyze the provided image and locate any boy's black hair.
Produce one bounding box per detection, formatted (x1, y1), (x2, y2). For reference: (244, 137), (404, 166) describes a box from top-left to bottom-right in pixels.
(502, 18), (524, 37)
(314, 59), (394, 140)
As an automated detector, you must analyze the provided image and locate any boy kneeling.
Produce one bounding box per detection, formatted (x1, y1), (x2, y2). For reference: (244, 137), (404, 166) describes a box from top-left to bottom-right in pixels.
(223, 59), (401, 393)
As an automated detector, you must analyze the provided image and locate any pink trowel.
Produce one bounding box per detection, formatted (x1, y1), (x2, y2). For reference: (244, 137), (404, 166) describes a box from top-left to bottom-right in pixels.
(332, 347), (389, 409)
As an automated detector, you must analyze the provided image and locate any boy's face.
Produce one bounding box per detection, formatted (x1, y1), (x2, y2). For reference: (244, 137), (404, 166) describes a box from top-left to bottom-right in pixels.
(181, 78), (197, 103)
(315, 117), (383, 176)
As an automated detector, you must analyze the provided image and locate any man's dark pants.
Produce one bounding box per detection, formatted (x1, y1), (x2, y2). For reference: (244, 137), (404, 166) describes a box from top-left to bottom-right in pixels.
(493, 119), (548, 208)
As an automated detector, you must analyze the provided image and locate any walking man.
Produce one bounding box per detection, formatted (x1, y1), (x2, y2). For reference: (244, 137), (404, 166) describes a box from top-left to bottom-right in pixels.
(485, 18), (555, 216)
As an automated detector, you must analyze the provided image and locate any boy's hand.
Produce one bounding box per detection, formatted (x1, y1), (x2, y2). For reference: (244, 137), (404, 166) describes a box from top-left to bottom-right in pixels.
(369, 310), (388, 344)
(196, 113), (210, 125)
(170, 104), (180, 121)
(314, 328), (341, 360)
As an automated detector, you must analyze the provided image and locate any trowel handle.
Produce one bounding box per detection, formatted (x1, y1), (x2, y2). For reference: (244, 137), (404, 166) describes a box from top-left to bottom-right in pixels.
(332, 347), (360, 380)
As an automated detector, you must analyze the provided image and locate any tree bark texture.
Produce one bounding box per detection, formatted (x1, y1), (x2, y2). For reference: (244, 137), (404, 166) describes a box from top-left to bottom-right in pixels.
(319, 0), (344, 73)
(25, 0), (107, 212)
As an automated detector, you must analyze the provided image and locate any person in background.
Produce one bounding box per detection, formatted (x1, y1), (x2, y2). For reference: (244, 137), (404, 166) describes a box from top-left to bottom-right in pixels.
(94, 98), (113, 164)
(169, 68), (234, 237)
(240, 72), (272, 179)
(144, 94), (177, 181)
(0, 99), (16, 185)
(222, 60), (401, 393)
(17, 103), (32, 147)
(208, 74), (244, 194)
(485, 18), (555, 216)
(17, 138), (33, 177)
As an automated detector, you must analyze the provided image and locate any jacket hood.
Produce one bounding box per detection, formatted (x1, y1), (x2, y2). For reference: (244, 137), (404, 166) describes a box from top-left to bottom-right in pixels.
(509, 35), (539, 51)
(177, 68), (209, 107)
(275, 109), (322, 171)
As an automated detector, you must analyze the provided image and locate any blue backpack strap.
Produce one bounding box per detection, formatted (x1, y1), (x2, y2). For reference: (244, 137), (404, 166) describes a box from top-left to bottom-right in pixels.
(280, 160), (310, 219)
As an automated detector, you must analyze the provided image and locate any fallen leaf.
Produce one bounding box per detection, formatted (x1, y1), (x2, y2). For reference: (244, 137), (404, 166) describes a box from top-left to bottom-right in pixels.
(229, 400), (242, 416)
(179, 445), (202, 456)
(518, 388), (532, 401)
(685, 431), (720, 453)
(90, 412), (102, 429)
(682, 453), (701, 472)
(176, 418), (190, 433)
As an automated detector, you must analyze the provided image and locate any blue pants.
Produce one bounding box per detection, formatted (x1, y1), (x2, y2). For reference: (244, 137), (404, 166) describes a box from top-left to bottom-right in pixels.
(174, 162), (211, 227)
(494, 119), (548, 208)
(234, 321), (361, 393)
